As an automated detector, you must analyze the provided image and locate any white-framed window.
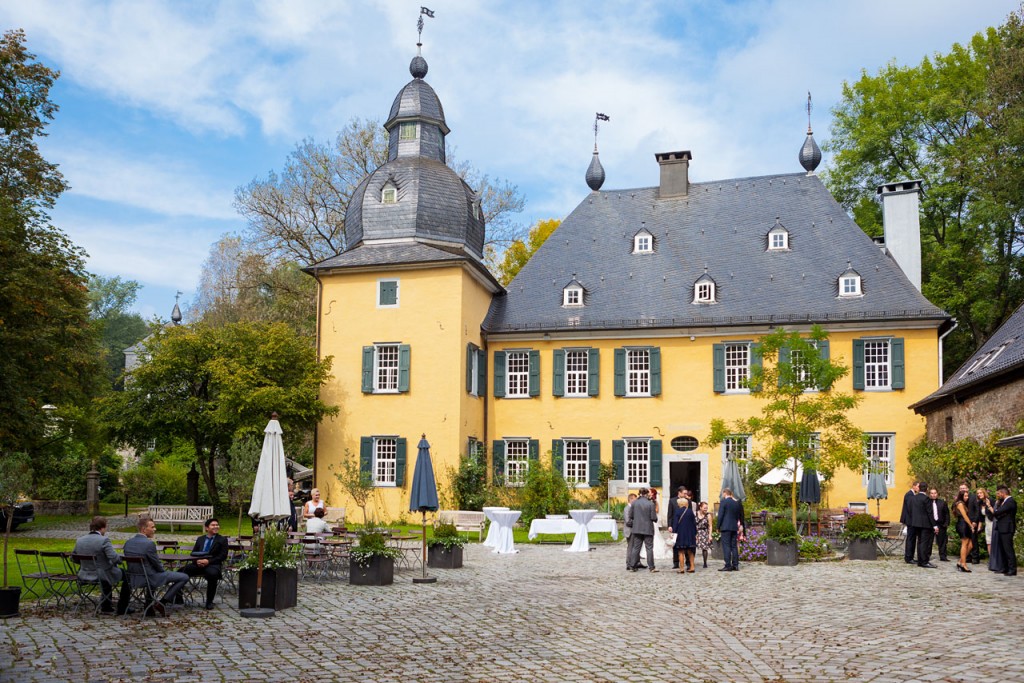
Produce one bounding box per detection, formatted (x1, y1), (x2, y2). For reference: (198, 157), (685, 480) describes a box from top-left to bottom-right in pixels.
(695, 281), (715, 303)
(378, 279), (399, 307)
(563, 286), (583, 307)
(625, 439), (650, 486)
(725, 343), (750, 392)
(565, 350), (589, 397)
(374, 343), (400, 392)
(563, 439), (589, 486)
(634, 233), (652, 253)
(469, 348), (480, 397)
(790, 342), (818, 390)
(723, 435), (750, 476)
(840, 274), (862, 297)
(626, 348), (650, 396)
(864, 340), (891, 389)
(399, 122), (417, 140)
(472, 200), (480, 220)
(769, 230), (789, 250)
(506, 351), (530, 397)
(505, 439), (529, 486)
(382, 186), (397, 204)
(863, 433), (895, 486)
(373, 437), (397, 486)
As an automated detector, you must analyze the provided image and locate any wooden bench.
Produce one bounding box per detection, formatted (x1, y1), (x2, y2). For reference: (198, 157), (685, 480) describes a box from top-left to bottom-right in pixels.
(147, 505), (214, 532)
(437, 510), (486, 541)
(323, 507), (345, 524)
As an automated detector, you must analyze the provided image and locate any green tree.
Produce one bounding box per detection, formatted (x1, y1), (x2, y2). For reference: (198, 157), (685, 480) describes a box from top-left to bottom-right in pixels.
(331, 453), (375, 525)
(0, 452), (32, 588)
(707, 327), (865, 528)
(103, 321), (337, 504)
(825, 11), (1024, 375)
(495, 218), (560, 285)
(87, 275), (150, 386)
(222, 436), (262, 532)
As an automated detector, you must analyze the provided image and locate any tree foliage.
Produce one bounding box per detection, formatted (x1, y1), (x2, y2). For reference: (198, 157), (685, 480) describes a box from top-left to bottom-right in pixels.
(331, 453), (375, 525)
(495, 218), (560, 285)
(825, 10), (1024, 374)
(707, 327), (865, 527)
(87, 274), (149, 386)
(102, 321), (337, 504)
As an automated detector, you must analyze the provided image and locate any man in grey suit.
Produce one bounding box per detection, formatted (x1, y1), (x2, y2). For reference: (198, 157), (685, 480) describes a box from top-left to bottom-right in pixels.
(72, 516), (130, 614)
(623, 493), (637, 570)
(627, 488), (659, 572)
(123, 516), (189, 609)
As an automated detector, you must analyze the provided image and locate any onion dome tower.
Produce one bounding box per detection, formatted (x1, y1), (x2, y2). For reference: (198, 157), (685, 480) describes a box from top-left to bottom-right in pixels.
(586, 113), (609, 191)
(799, 91), (822, 174)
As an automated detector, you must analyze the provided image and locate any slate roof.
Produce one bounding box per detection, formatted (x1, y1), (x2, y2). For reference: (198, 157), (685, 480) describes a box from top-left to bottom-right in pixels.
(911, 299), (1024, 412)
(386, 78), (448, 133)
(484, 172), (947, 334)
(305, 241), (502, 289)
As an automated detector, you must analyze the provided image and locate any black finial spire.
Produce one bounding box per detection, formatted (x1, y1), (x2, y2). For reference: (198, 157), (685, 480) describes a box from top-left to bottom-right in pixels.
(171, 291), (183, 325)
(411, 7), (434, 78)
(799, 91), (822, 174)
(586, 113), (609, 191)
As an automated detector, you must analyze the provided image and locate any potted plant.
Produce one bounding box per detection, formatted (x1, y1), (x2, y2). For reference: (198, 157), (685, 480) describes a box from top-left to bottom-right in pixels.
(844, 513), (882, 560)
(427, 523), (466, 569)
(710, 530), (724, 560)
(765, 518), (800, 566)
(238, 527), (299, 610)
(350, 531), (402, 586)
(0, 454), (32, 618)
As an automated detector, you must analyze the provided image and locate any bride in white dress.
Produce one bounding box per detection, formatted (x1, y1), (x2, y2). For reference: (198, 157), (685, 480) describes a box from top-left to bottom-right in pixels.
(649, 489), (675, 561)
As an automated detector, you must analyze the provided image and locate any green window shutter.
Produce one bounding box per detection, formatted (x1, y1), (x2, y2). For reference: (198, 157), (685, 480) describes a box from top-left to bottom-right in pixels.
(379, 280), (397, 306)
(493, 351), (506, 398)
(891, 338), (905, 389)
(528, 350), (540, 396)
(360, 437), (373, 477)
(492, 441), (505, 481)
(466, 344), (474, 393)
(552, 349), (565, 397)
(395, 438), (407, 486)
(649, 440), (663, 488)
(649, 347), (662, 396)
(361, 347), (374, 393)
(853, 339), (865, 390)
(477, 349), (487, 397)
(588, 440), (601, 486)
(398, 344), (411, 392)
(587, 348), (600, 396)
(817, 340), (832, 389)
(749, 344), (763, 392)
(528, 439), (540, 462)
(614, 349), (626, 396)
(777, 345), (790, 388)
(551, 439), (563, 474)
(713, 343), (725, 393)
(612, 440), (625, 480)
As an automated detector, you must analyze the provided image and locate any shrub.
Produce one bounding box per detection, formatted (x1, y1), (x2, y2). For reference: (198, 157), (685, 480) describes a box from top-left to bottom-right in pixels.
(450, 447), (489, 511)
(428, 522), (466, 550)
(238, 527), (298, 570)
(843, 513), (882, 540)
(519, 463), (572, 527)
(351, 530), (403, 567)
(799, 535), (833, 560)
(765, 518), (799, 543)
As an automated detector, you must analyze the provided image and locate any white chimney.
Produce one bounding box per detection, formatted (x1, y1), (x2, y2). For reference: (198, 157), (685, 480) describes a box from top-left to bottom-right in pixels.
(876, 180), (923, 291)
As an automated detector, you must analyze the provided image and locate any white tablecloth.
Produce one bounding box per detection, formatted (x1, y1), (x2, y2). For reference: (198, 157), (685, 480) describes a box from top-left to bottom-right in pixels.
(528, 517), (618, 541)
(566, 509), (597, 552)
(482, 507), (510, 548)
(490, 510), (521, 554)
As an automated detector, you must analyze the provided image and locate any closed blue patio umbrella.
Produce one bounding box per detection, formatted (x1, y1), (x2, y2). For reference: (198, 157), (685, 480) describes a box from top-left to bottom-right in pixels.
(798, 468), (821, 505)
(866, 471), (888, 519)
(720, 459), (746, 501)
(409, 434), (439, 584)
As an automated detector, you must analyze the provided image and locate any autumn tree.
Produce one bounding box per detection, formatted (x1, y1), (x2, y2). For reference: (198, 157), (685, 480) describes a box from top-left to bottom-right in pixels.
(87, 275), (150, 386)
(495, 218), (560, 285)
(825, 10), (1024, 374)
(707, 327), (865, 528)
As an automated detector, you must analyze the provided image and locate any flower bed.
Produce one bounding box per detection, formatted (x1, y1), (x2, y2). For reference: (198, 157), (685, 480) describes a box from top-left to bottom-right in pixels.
(738, 528), (767, 561)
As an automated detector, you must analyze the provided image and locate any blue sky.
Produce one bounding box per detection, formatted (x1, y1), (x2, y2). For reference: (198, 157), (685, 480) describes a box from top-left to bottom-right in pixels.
(2, 0), (1019, 319)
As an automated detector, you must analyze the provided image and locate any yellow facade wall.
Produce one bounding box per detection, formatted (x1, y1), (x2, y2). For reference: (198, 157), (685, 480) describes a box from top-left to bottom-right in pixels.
(487, 326), (940, 523)
(314, 264), (492, 523)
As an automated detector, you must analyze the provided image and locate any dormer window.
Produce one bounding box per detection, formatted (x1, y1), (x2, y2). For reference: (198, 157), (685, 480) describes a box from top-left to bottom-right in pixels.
(382, 183), (397, 204)
(838, 268), (862, 297)
(399, 122), (417, 140)
(767, 218), (789, 251)
(693, 272), (717, 304)
(563, 285), (583, 307)
(472, 200), (480, 220)
(633, 228), (654, 254)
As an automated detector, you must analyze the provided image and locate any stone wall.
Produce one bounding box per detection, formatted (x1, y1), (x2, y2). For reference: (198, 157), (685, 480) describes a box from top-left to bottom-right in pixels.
(924, 375), (1024, 443)
(31, 500), (89, 516)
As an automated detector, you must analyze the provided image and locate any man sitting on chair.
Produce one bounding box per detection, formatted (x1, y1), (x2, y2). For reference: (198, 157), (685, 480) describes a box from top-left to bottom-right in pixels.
(306, 507), (330, 534)
(72, 516), (131, 614)
(124, 516), (189, 611)
(182, 518), (228, 609)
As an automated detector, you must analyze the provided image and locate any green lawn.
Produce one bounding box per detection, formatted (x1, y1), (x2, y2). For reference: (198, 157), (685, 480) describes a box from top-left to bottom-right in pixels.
(1, 537), (76, 600)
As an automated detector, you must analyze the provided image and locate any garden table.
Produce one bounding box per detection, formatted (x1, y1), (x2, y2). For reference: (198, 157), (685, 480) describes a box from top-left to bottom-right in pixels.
(482, 506), (510, 548)
(490, 510), (521, 554)
(566, 509), (597, 552)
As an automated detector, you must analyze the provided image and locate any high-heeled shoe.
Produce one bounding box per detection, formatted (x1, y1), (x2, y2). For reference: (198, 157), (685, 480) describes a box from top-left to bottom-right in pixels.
(956, 564), (965, 572)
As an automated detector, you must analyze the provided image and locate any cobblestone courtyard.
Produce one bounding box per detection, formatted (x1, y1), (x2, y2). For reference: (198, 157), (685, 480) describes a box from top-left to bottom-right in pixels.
(2, 542), (1022, 683)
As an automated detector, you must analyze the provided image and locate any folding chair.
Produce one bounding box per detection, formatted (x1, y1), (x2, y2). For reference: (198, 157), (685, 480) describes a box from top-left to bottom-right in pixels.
(122, 556), (168, 618)
(38, 551), (78, 610)
(300, 538), (330, 582)
(14, 549), (50, 602)
(68, 553), (103, 616)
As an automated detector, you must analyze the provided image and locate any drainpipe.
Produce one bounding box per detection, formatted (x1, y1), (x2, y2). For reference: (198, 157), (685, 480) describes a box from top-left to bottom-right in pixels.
(938, 319), (958, 385)
(311, 269), (325, 488)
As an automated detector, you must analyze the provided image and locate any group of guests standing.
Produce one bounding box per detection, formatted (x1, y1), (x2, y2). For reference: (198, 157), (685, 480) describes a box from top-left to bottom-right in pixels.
(623, 486), (744, 573)
(900, 481), (1017, 576)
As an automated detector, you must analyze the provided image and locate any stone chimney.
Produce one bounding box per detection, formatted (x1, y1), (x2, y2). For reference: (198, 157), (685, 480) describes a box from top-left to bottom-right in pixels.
(655, 150), (692, 199)
(876, 180), (923, 292)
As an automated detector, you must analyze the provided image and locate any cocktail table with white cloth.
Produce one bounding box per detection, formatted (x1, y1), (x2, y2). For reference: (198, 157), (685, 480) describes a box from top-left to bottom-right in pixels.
(566, 509), (597, 552)
(482, 507), (510, 548)
(489, 510), (521, 554)
(527, 515), (619, 542)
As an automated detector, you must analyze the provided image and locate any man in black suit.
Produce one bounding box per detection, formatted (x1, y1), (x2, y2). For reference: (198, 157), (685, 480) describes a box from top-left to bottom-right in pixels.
(900, 481), (921, 564)
(717, 488), (745, 572)
(913, 482), (936, 568)
(666, 487), (685, 569)
(182, 518), (229, 609)
(926, 488), (950, 562)
(992, 485), (1017, 576)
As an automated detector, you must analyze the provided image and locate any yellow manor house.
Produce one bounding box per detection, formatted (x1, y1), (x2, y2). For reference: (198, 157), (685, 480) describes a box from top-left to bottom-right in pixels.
(305, 48), (952, 524)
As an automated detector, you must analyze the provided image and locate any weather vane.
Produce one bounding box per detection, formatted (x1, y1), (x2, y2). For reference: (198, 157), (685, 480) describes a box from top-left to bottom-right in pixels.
(175, 290), (182, 303)
(418, 7), (435, 49)
(806, 91), (813, 133)
(594, 112), (610, 150)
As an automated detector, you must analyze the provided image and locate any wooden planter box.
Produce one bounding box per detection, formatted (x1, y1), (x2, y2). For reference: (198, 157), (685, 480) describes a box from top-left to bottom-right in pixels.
(238, 568), (298, 610)
(847, 538), (878, 561)
(766, 539), (799, 566)
(350, 555), (395, 585)
(427, 545), (464, 569)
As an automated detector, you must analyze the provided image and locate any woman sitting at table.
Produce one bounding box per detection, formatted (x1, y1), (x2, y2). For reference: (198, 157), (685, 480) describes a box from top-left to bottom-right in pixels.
(672, 498), (697, 573)
(303, 488), (325, 521)
(306, 507), (330, 534)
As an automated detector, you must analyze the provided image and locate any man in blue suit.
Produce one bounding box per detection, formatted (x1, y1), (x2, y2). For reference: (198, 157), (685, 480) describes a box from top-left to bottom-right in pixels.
(717, 488), (745, 571)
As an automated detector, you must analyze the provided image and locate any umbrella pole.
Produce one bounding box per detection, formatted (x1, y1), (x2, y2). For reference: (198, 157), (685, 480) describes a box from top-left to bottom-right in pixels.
(413, 509), (437, 584)
(241, 522), (276, 618)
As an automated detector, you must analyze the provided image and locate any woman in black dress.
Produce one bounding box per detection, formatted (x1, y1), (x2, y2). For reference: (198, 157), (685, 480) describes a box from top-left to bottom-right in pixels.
(695, 501), (713, 568)
(672, 498), (697, 573)
(982, 491), (1004, 573)
(951, 490), (973, 572)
